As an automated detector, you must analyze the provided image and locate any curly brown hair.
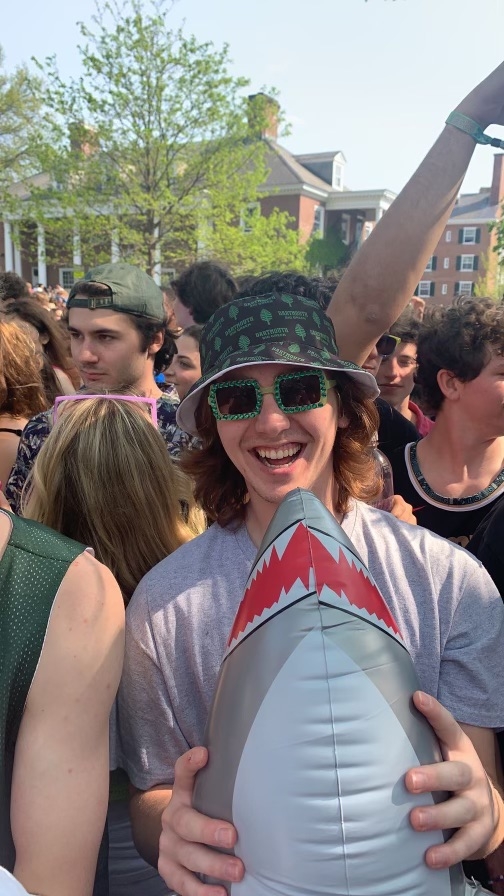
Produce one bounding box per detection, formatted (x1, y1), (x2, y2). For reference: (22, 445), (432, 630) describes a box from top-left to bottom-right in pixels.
(181, 372), (380, 526)
(0, 321), (48, 417)
(416, 298), (504, 412)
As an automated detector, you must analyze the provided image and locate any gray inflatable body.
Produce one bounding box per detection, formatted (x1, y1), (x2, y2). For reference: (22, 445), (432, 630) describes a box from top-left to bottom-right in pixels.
(193, 489), (489, 896)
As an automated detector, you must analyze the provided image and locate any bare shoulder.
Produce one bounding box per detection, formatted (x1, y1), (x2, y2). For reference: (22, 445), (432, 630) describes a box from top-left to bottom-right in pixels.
(57, 549), (125, 626)
(27, 551), (125, 714)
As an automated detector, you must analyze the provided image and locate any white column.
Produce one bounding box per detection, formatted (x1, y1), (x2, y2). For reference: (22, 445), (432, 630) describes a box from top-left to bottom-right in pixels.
(111, 230), (120, 262)
(152, 226), (161, 284)
(3, 220), (13, 271)
(13, 236), (22, 277)
(73, 228), (82, 267)
(37, 224), (47, 286)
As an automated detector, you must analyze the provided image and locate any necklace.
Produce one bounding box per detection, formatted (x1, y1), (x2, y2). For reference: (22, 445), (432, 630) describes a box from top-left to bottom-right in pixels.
(408, 441), (504, 506)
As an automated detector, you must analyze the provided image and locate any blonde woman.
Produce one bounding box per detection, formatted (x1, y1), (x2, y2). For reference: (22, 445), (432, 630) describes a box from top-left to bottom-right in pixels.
(0, 321), (48, 487)
(22, 393), (204, 896)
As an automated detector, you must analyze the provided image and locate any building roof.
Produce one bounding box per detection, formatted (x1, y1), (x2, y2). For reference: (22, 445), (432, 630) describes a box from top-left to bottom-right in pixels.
(449, 190), (500, 223)
(263, 139), (336, 195)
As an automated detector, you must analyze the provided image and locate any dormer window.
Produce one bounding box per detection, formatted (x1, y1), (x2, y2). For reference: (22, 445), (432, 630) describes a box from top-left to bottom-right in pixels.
(333, 162), (343, 189)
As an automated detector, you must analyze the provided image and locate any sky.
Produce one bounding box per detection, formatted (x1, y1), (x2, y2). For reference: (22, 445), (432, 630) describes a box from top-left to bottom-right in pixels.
(3, 0), (504, 196)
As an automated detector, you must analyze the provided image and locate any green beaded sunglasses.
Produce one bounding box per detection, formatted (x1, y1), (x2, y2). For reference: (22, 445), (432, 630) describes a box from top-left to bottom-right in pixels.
(208, 369), (338, 421)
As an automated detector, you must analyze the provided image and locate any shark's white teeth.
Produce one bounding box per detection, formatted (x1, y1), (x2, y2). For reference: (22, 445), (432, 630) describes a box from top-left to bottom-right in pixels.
(247, 523), (306, 588)
(319, 584), (405, 645)
(313, 533), (374, 585)
(226, 577), (312, 655)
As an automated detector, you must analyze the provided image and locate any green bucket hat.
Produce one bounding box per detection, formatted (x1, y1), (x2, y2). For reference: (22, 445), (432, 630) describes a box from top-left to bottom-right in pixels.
(68, 262), (165, 322)
(176, 292), (379, 436)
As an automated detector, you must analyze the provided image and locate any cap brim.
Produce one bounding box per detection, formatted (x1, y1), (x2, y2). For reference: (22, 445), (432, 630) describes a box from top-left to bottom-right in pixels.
(176, 360), (379, 436)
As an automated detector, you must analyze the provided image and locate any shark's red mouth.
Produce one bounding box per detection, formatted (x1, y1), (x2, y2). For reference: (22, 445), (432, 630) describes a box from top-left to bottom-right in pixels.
(228, 522), (402, 651)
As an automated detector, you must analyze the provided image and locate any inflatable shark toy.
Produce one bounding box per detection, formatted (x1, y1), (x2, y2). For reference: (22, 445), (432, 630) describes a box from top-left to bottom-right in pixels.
(194, 489), (489, 896)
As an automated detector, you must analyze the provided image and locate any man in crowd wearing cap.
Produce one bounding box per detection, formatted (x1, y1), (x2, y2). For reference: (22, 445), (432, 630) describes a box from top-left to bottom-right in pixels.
(5, 262), (194, 513)
(115, 290), (504, 892)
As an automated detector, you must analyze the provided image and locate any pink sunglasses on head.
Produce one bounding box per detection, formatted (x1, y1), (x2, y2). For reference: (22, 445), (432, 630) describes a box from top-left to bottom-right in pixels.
(53, 394), (158, 425)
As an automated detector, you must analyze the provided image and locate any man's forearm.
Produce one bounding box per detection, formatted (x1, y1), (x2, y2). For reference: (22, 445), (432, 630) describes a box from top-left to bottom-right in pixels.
(329, 59), (504, 366)
(130, 785), (173, 868)
(330, 126), (475, 365)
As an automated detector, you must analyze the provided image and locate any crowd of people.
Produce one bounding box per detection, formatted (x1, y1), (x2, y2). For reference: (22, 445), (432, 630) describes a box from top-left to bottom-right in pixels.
(2, 59), (504, 896)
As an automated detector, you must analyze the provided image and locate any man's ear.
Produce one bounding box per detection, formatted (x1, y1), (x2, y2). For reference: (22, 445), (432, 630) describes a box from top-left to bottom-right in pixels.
(147, 329), (165, 357)
(436, 369), (462, 402)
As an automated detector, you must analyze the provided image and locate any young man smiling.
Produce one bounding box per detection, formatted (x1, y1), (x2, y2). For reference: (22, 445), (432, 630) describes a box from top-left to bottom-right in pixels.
(390, 300), (504, 546)
(5, 262), (194, 513)
(115, 292), (504, 894)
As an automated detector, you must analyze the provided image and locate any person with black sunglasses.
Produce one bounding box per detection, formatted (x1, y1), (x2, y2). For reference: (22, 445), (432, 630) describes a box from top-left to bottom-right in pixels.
(115, 290), (504, 895)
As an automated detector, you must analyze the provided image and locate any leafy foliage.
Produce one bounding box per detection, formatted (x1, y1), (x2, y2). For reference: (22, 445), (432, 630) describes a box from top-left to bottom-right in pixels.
(21, 0), (304, 274)
(0, 48), (45, 209)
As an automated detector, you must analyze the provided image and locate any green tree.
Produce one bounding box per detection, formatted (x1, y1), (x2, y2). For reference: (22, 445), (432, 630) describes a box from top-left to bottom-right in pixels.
(0, 48), (44, 209)
(305, 229), (350, 276)
(488, 212), (504, 300)
(208, 207), (309, 276)
(24, 0), (300, 275)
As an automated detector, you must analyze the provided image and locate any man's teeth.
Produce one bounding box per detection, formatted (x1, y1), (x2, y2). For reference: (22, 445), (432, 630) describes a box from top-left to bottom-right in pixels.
(257, 447), (300, 460)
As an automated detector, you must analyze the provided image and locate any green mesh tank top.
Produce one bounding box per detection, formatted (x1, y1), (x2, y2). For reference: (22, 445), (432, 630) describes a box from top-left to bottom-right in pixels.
(0, 510), (86, 870)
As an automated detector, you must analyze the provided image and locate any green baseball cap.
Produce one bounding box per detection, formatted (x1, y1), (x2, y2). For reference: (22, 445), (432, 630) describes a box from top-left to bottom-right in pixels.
(176, 292), (379, 436)
(68, 262), (165, 322)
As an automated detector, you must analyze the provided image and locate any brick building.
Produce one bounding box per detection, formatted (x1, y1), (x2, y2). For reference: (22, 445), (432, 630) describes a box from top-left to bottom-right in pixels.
(0, 101), (396, 286)
(415, 153), (504, 306)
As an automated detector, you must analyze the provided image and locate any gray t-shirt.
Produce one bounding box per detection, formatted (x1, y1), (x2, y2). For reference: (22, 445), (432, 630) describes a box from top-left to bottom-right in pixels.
(115, 501), (504, 790)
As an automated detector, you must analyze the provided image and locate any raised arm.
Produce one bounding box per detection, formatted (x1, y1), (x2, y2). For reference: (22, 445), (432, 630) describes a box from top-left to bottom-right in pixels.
(11, 551), (125, 896)
(330, 60), (504, 365)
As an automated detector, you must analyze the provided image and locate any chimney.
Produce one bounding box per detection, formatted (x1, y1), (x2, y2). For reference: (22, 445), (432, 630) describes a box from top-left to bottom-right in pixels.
(68, 122), (98, 157)
(247, 93), (280, 141)
(489, 154), (504, 205)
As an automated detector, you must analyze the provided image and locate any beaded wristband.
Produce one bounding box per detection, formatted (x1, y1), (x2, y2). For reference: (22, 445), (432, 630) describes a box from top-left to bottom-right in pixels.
(446, 111), (504, 149)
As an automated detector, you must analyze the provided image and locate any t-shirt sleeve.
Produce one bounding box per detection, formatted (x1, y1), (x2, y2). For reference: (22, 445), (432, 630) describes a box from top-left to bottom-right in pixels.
(115, 577), (191, 790)
(437, 558), (504, 728)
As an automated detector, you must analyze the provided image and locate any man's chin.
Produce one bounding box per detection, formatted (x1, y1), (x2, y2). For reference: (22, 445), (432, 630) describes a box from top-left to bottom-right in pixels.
(81, 374), (108, 386)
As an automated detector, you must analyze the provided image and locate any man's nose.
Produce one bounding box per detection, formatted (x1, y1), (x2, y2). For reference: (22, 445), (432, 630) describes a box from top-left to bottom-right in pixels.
(254, 392), (290, 434)
(76, 342), (99, 363)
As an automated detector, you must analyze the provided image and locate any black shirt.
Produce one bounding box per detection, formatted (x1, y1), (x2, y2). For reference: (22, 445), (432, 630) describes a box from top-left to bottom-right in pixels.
(376, 398), (419, 461)
(469, 498), (504, 597)
(389, 442), (504, 546)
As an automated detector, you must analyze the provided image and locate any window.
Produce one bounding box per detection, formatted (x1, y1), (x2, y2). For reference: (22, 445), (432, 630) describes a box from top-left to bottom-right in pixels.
(454, 281), (474, 296)
(240, 202), (260, 233)
(340, 214), (350, 245)
(445, 230), (452, 242)
(312, 205), (325, 236)
(59, 268), (75, 289)
(418, 281), (433, 298)
(333, 162), (343, 189)
(441, 284), (448, 295)
(425, 256), (437, 272)
(443, 257), (449, 269)
(459, 227), (481, 244)
(456, 254), (479, 272)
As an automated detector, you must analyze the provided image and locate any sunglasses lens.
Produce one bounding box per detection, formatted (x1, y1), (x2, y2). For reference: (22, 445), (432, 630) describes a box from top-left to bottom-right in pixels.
(279, 373), (322, 410)
(215, 382), (258, 417)
(376, 335), (395, 356)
